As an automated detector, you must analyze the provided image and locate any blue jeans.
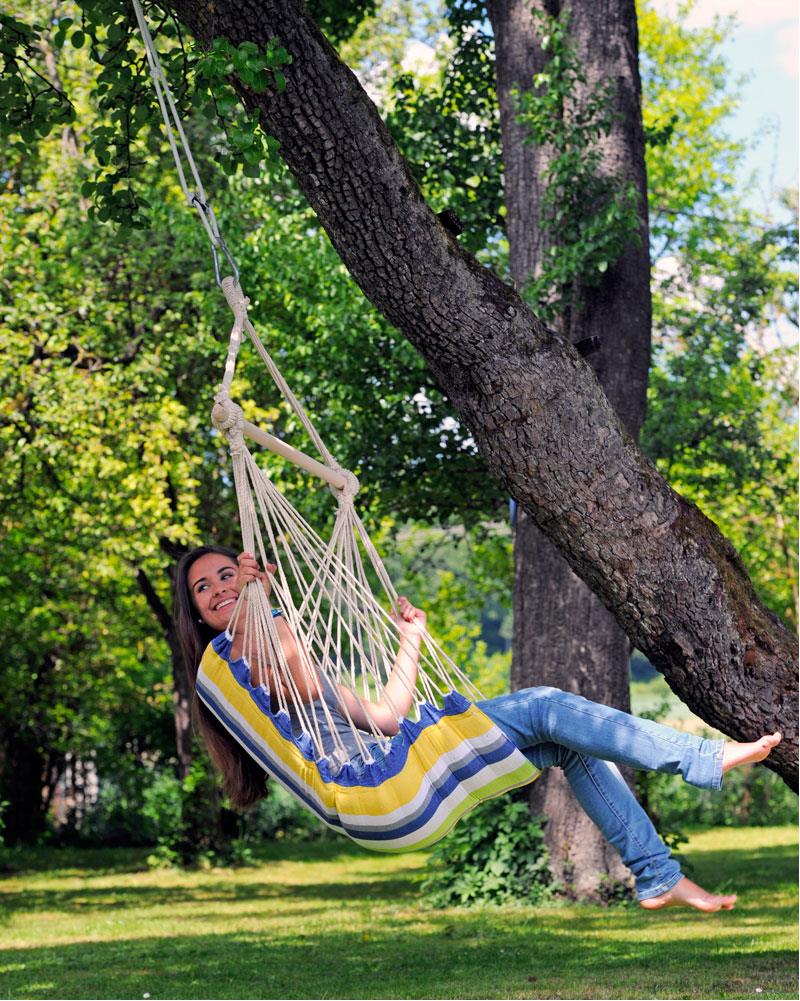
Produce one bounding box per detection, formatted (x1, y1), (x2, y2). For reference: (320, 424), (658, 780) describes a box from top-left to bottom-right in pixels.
(477, 686), (725, 900)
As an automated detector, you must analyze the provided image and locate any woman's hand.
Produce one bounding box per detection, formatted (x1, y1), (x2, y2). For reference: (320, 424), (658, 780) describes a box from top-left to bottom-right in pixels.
(234, 552), (277, 597)
(392, 596), (427, 636)
(343, 595), (425, 733)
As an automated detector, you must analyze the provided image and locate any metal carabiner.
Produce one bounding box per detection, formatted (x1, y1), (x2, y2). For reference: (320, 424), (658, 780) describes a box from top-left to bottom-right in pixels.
(213, 236), (240, 287)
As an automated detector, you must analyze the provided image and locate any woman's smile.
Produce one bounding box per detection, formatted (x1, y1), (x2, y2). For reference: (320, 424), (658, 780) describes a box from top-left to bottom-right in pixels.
(187, 553), (242, 630)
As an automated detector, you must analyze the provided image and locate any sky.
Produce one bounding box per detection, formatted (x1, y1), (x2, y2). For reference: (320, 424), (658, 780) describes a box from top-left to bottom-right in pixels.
(653, 0), (798, 211)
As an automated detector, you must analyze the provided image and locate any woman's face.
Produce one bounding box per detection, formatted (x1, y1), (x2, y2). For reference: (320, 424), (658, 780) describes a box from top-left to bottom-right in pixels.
(187, 552), (239, 633)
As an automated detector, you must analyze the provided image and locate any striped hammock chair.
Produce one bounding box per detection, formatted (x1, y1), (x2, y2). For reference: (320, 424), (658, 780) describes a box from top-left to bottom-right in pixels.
(199, 280), (539, 852)
(132, 1), (539, 852)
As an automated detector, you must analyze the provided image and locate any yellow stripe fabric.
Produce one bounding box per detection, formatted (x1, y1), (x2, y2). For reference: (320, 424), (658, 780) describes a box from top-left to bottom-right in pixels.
(197, 642), (539, 851)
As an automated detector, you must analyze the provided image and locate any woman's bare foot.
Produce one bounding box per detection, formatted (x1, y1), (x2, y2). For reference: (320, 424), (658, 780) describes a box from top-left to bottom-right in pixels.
(722, 732), (782, 775)
(640, 877), (737, 913)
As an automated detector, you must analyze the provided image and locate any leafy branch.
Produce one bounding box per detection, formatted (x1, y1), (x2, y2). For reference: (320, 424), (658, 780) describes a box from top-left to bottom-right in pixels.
(193, 36), (291, 178)
(1, 2), (292, 228)
(0, 13), (76, 146)
(513, 8), (641, 323)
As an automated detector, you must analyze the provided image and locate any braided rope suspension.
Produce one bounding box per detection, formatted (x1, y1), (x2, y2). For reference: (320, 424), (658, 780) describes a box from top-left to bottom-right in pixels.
(132, 1), (486, 766)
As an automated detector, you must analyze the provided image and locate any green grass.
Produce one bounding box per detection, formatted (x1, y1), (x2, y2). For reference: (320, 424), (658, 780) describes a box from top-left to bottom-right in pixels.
(1, 826), (796, 1000)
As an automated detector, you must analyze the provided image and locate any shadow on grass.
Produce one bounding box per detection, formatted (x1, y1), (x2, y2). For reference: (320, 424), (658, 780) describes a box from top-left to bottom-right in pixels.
(0, 874), (421, 919)
(1, 834), (796, 999)
(0, 846), (152, 879)
(1, 918), (797, 1000)
(0, 838), (356, 879)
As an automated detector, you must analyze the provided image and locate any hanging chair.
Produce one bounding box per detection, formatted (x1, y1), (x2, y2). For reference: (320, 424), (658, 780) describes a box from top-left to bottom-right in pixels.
(132, 1), (540, 851)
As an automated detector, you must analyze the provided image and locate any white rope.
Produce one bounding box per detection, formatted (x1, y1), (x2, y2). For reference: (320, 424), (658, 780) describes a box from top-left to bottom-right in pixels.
(217, 388), (482, 764)
(131, 0), (238, 283)
(231, 431), (485, 758)
(132, 1), (487, 767)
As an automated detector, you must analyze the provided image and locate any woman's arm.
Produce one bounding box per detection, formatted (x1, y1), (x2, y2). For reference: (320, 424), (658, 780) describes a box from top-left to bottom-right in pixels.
(230, 553), (422, 725)
(336, 597), (425, 736)
(230, 552), (322, 701)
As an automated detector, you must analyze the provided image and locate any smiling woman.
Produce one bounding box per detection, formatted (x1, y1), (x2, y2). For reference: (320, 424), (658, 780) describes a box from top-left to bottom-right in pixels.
(172, 545), (275, 807)
(171, 544), (784, 912)
(173, 542), (433, 806)
(187, 551), (240, 632)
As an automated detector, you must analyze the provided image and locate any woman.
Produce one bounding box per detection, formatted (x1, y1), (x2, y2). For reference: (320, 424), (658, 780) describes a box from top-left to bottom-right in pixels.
(175, 544), (782, 913)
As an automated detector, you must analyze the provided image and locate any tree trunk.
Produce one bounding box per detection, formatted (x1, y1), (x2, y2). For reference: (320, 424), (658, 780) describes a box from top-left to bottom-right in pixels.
(487, 0), (652, 896)
(136, 567), (193, 779)
(166, 0), (798, 787)
(0, 733), (49, 845)
(513, 514), (637, 896)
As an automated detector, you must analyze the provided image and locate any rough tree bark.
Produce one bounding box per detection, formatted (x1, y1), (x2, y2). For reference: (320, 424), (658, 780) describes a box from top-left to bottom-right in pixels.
(166, 0), (798, 787)
(487, 0), (652, 897)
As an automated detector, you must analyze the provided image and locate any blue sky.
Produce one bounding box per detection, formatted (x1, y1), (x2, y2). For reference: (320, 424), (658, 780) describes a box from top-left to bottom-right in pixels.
(654, 0), (798, 210)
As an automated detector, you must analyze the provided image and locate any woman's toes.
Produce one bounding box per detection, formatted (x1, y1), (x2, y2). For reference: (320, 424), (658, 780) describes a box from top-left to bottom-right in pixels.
(723, 732), (782, 773)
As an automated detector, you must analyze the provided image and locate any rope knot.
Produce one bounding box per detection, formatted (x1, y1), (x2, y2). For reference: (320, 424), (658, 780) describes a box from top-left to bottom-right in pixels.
(331, 466), (360, 503)
(212, 394), (245, 455)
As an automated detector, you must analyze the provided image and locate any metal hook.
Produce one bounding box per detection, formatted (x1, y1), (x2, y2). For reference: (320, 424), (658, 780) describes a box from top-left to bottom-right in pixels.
(215, 237), (240, 287)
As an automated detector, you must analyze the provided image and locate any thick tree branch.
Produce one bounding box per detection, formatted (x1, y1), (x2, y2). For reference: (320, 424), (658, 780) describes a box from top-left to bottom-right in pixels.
(166, 0), (797, 785)
(136, 566), (173, 638)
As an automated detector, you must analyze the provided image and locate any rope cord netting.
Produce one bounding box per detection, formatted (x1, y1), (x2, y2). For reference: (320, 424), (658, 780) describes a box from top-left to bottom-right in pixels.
(131, 1), (486, 767)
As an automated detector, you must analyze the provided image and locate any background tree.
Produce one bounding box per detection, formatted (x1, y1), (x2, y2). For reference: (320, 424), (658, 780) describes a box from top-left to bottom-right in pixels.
(380, 0), (797, 890)
(482, 0), (651, 896)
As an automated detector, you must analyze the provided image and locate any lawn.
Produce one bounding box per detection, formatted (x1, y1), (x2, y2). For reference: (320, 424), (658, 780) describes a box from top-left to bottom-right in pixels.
(0, 825), (796, 1000)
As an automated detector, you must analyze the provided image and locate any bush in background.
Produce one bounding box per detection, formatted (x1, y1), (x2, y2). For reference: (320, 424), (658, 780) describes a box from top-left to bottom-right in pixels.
(240, 784), (332, 843)
(640, 762), (797, 832)
(635, 695), (797, 834)
(76, 762), (331, 866)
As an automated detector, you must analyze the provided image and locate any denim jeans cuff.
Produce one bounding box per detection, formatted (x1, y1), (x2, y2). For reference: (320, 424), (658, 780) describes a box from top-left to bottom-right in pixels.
(636, 868), (684, 901)
(711, 738), (725, 790)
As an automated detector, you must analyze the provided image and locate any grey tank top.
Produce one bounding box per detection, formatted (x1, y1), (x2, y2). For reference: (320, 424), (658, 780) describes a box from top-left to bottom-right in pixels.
(288, 671), (375, 762)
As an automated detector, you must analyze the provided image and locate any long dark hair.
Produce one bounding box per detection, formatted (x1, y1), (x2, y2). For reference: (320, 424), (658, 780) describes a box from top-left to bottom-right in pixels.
(173, 545), (268, 810)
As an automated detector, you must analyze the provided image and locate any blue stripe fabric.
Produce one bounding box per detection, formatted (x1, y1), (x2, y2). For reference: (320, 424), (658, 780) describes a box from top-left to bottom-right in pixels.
(196, 631), (539, 850)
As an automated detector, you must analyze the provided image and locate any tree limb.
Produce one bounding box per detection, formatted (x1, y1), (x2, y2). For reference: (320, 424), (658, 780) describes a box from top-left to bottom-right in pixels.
(136, 566), (173, 638)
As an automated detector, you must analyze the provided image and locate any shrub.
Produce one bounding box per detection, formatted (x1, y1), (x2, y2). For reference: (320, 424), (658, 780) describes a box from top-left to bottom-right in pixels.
(640, 762), (798, 831)
(76, 760), (182, 848)
(141, 765), (333, 867)
(71, 755), (332, 863)
(240, 783), (331, 842)
(142, 769), (186, 867)
(421, 794), (556, 907)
